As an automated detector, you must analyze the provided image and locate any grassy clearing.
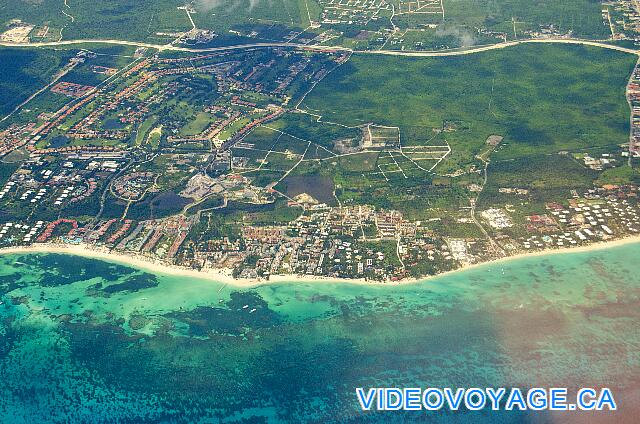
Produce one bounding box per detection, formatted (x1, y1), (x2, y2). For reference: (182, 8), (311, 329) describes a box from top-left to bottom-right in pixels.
(268, 113), (361, 151)
(179, 112), (214, 137)
(135, 116), (158, 146)
(596, 164), (640, 186)
(240, 126), (283, 150)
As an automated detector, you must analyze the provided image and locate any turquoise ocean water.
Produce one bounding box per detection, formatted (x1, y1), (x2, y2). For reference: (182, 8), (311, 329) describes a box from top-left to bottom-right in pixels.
(0, 243), (639, 423)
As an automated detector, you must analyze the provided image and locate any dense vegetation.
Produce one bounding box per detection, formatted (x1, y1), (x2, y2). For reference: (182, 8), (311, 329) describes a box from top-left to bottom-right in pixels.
(0, 0), (608, 45)
(0, 0), (315, 43)
(285, 44), (637, 217)
(303, 44), (635, 169)
(442, 0), (609, 39)
(0, 48), (74, 116)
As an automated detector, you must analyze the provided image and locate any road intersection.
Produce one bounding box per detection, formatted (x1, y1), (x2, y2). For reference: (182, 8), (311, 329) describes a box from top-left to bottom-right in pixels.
(1, 36), (638, 57)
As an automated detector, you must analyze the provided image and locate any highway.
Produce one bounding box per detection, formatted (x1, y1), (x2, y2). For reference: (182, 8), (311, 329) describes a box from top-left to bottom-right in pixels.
(0, 37), (638, 57)
(366, 38), (640, 57)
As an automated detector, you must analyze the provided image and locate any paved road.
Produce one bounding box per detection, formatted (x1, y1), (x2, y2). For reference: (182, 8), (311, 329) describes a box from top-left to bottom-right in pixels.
(366, 38), (640, 57)
(0, 37), (638, 56)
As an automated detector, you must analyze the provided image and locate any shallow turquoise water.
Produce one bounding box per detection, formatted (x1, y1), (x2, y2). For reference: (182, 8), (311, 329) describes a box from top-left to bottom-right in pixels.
(0, 243), (639, 423)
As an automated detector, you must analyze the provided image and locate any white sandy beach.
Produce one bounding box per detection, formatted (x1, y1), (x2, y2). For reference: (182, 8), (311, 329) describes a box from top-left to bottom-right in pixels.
(1, 235), (640, 287)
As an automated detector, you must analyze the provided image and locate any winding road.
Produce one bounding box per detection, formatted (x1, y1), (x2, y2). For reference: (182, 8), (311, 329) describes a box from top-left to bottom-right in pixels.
(0, 37), (638, 57)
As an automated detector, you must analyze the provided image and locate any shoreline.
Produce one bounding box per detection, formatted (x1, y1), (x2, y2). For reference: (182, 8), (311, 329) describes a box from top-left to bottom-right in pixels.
(1, 235), (640, 287)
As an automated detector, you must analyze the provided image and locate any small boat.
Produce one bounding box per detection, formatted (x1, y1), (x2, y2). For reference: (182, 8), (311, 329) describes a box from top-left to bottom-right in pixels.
(249, 308), (257, 313)
(242, 305), (249, 309)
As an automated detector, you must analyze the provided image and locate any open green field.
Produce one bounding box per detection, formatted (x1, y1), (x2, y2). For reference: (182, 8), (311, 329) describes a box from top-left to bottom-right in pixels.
(268, 113), (361, 150)
(441, 0), (609, 39)
(179, 112), (214, 136)
(302, 44), (636, 171)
